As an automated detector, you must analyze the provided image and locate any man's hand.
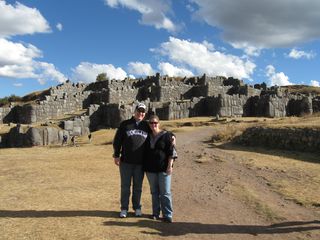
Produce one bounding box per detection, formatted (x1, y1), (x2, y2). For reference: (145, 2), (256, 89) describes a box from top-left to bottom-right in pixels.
(114, 157), (120, 166)
(171, 135), (176, 146)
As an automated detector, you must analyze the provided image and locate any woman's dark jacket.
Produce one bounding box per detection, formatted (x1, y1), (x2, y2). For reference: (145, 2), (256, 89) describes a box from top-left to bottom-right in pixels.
(143, 131), (176, 173)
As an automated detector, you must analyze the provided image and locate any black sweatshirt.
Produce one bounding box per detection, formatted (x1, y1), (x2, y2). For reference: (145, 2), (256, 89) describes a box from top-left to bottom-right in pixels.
(113, 117), (149, 165)
(143, 131), (175, 173)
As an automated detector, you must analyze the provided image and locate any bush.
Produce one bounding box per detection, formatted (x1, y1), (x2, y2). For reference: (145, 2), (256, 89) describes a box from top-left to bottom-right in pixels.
(0, 94), (22, 107)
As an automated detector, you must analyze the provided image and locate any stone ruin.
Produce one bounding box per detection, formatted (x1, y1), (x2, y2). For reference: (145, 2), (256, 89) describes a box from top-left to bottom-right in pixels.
(0, 73), (318, 147)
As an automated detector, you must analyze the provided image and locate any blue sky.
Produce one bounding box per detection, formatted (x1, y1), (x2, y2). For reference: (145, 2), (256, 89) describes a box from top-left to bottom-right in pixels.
(1, 0), (320, 98)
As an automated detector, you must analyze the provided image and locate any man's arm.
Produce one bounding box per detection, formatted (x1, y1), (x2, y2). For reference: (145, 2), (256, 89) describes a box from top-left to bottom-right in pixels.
(113, 125), (123, 166)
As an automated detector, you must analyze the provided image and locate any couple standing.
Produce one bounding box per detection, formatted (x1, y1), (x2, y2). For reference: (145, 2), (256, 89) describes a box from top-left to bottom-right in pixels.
(113, 103), (176, 223)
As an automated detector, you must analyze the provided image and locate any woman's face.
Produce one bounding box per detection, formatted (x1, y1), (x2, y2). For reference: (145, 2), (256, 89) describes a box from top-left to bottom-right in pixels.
(149, 118), (160, 131)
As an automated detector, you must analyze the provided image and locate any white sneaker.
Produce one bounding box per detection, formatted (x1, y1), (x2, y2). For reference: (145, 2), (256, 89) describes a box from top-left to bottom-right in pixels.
(135, 209), (142, 217)
(119, 210), (127, 218)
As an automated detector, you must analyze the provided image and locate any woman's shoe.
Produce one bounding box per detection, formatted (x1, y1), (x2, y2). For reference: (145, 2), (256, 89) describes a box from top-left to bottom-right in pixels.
(163, 217), (173, 223)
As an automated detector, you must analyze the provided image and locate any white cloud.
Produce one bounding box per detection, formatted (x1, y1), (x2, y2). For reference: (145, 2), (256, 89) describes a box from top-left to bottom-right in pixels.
(266, 65), (292, 86)
(13, 83), (23, 87)
(0, 38), (66, 83)
(128, 62), (155, 76)
(35, 62), (66, 84)
(0, 38), (42, 66)
(0, 1), (50, 38)
(158, 62), (193, 77)
(154, 37), (255, 79)
(129, 74), (136, 79)
(72, 62), (127, 83)
(104, 0), (177, 32)
(231, 42), (261, 57)
(191, 0), (320, 51)
(288, 48), (316, 60)
(56, 23), (63, 31)
(0, 2), (66, 86)
(310, 80), (320, 87)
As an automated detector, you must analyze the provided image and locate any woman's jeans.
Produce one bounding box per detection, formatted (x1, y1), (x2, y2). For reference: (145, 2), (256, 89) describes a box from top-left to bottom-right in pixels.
(146, 171), (173, 218)
(119, 162), (144, 211)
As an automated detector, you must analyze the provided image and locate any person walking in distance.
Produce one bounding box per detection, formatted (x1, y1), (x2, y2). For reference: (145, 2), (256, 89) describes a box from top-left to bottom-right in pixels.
(113, 103), (149, 218)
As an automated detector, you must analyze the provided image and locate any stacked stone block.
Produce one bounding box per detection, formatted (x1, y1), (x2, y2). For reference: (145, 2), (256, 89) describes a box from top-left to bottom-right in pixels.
(235, 126), (320, 153)
(14, 81), (90, 124)
(218, 94), (248, 117)
(0, 106), (12, 123)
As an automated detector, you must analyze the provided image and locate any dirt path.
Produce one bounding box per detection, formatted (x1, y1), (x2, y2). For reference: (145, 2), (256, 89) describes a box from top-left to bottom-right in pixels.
(158, 127), (320, 240)
(0, 126), (319, 240)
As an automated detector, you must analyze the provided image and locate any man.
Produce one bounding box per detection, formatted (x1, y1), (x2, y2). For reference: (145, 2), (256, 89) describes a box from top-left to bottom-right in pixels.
(113, 102), (149, 218)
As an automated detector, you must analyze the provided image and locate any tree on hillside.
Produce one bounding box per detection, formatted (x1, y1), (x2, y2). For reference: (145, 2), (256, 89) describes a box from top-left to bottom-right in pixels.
(96, 73), (109, 82)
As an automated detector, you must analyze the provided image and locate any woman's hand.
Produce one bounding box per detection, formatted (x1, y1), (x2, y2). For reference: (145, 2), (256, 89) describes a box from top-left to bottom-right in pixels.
(166, 157), (174, 175)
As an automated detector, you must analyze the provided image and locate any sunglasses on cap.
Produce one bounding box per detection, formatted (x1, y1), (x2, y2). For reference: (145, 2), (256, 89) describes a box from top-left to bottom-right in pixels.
(136, 108), (145, 113)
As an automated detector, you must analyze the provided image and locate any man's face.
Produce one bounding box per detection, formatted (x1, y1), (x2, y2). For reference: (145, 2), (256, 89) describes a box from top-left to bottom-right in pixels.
(134, 108), (146, 121)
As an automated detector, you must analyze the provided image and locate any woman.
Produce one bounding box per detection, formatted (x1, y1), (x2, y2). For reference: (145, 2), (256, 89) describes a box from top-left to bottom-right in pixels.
(143, 115), (177, 223)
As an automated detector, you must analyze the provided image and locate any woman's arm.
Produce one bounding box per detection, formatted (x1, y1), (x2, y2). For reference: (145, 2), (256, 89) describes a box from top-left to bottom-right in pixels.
(166, 157), (174, 175)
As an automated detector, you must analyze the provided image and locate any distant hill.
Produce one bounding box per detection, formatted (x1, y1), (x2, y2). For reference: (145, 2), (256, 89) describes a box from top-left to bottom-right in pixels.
(281, 85), (320, 96)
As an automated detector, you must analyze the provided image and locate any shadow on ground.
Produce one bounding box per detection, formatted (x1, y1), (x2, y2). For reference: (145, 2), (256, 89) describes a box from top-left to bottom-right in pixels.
(1, 211), (319, 236)
(0, 210), (119, 218)
(103, 219), (320, 237)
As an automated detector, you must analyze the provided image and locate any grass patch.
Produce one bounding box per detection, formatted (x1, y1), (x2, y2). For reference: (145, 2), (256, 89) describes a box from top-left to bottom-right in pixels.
(224, 146), (320, 209)
(231, 184), (283, 222)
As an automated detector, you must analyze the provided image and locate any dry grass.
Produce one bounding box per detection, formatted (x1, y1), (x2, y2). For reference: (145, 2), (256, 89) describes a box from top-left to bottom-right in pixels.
(0, 132), (154, 240)
(0, 124), (12, 134)
(231, 184), (283, 222)
(225, 147), (320, 208)
(282, 85), (320, 95)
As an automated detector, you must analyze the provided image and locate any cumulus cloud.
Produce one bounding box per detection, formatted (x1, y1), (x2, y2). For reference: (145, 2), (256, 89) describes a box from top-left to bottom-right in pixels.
(154, 37), (255, 79)
(266, 65), (292, 86)
(0, 1), (50, 38)
(72, 62), (127, 83)
(128, 61), (155, 76)
(104, 0), (178, 32)
(0, 38), (42, 66)
(56, 23), (63, 31)
(288, 48), (316, 60)
(0, 38), (66, 83)
(35, 62), (66, 84)
(0, 2), (66, 85)
(158, 62), (193, 77)
(310, 80), (320, 87)
(191, 0), (320, 52)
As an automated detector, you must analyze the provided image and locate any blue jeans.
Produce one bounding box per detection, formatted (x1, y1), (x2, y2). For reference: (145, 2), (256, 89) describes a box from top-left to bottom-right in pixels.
(146, 172), (173, 218)
(119, 162), (144, 211)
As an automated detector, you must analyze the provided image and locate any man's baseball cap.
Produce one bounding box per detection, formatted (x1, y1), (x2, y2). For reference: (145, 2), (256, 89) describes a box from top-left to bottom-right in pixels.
(135, 103), (146, 111)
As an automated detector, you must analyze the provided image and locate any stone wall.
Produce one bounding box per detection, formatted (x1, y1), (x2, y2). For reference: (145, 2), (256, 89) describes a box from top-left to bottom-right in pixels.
(5, 125), (67, 147)
(3, 115), (90, 147)
(15, 81), (90, 124)
(0, 106), (12, 123)
(286, 95), (313, 116)
(2, 74), (320, 147)
(218, 94), (248, 117)
(235, 126), (320, 153)
(312, 96), (320, 113)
